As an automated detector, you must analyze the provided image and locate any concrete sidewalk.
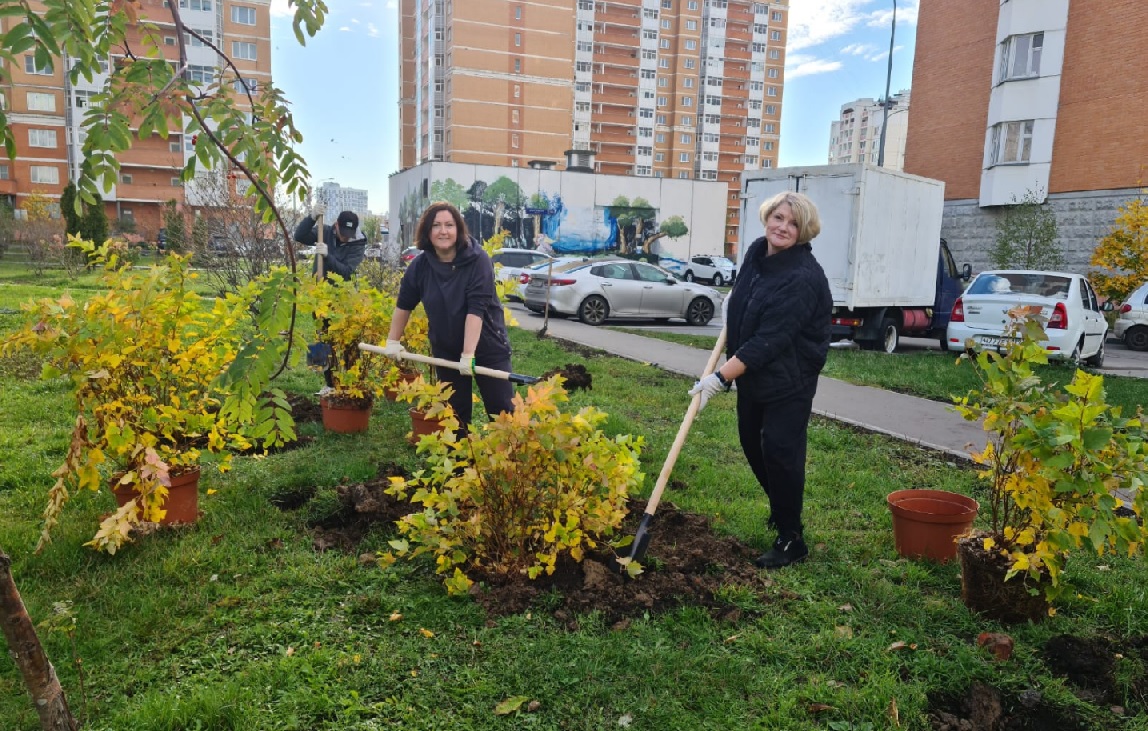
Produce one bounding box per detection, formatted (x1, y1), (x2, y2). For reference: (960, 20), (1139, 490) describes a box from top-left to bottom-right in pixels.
(512, 311), (989, 461)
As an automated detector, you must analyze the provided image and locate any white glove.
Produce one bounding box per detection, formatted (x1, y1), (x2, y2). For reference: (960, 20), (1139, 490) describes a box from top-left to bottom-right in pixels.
(458, 352), (475, 376)
(311, 202), (326, 219)
(314, 241), (328, 257)
(688, 372), (730, 411)
(381, 339), (405, 358)
(721, 295), (730, 322)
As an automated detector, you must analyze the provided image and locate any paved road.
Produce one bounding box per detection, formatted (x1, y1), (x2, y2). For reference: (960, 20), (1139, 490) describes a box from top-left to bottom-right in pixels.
(511, 304), (1148, 380)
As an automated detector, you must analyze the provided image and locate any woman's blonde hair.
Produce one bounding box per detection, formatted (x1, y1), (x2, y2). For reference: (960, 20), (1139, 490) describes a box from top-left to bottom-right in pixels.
(758, 192), (821, 244)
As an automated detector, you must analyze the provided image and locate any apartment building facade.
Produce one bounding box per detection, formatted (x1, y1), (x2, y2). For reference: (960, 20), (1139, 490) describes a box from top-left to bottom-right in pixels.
(827, 90), (910, 170)
(0, 0), (273, 237)
(317, 181), (371, 220)
(904, 0), (1148, 272)
(399, 0), (789, 255)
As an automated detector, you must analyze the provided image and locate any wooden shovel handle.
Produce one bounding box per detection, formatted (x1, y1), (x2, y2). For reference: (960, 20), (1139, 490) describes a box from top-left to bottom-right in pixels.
(357, 344), (540, 385)
(644, 327), (727, 517)
(315, 212), (324, 279)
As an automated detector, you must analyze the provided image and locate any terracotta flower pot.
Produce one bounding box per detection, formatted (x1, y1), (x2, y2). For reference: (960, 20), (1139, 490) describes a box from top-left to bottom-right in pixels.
(113, 468), (201, 524)
(408, 408), (448, 445)
(383, 370), (420, 401)
(320, 395), (372, 434)
(957, 534), (1050, 623)
(887, 488), (979, 563)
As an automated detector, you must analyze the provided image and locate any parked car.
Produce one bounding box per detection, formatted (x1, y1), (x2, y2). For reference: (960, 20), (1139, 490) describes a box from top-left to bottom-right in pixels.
(946, 270), (1108, 365)
(364, 245), (385, 259)
(523, 259), (721, 326)
(663, 255), (737, 286)
(1113, 280), (1148, 351)
(400, 247), (420, 266)
(490, 248), (555, 300)
(512, 256), (590, 302)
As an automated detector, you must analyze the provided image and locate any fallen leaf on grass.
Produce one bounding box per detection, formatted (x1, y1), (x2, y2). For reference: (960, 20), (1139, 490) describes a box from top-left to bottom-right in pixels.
(285, 646), (294, 657)
(834, 625), (853, 639)
(419, 627), (434, 638)
(389, 612), (403, 622)
(617, 713), (633, 727)
(807, 703), (834, 714)
(494, 696), (529, 715)
(888, 697), (900, 726)
(886, 641), (916, 652)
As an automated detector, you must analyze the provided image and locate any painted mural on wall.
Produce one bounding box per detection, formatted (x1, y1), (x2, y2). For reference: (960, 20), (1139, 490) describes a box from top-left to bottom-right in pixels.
(389, 162), (726, 263)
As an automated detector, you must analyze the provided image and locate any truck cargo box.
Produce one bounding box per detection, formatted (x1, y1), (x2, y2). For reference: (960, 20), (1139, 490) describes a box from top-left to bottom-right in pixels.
(737, 164), (945, 310)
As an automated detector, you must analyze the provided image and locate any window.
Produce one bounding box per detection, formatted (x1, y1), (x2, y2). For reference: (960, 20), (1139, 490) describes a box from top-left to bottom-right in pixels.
(679, 171), (690, 179)
(233, 78), (258, 94)
(514, 84), (521, 98)
(685, 39), (697, 50)
(511, 133), (519, 149)
(512, 109), (519, 124)
(27, 92), (55, 111)
(164, 36), (176, 46)
(515, 6), (522, 20)
(659, 58), (670, 69)
(766, 86), (777, 97)
(683, 77), (694, 88)
(688, 0), (698, 8)
(170, 141), (181, 153)
(28, 129), (56, 148)
(763, 141), (773, 151)
(121, 173), (133, 184)
(765, 104), (776, 114)
(657, 96), (668, 106)
(659, 38), (670, 49)
(636, 165), (652, 175)
(682, 96), (693, 107)
(684, 58), (695, 69)
(1000, 32), (1043, 81)
(24, 55), (53, 75)
(31, 165), (58, 184)
(990, 119), (1034, 165)
(658, 77), (668, 88)
(514, 32), (521, 47)
(681, 133), (692, 144)
(682, 116), (692, 126)
(656, 132), (666, 143)
(187, 65), (215, 84)
(655, 152), (665, 162)
(679, 152), (690, 163)
(661, 19), (670, 29)
(769, 49), (780, 60)
(640, 69), (655, 79)
(772, 10), (782, 21)
(662, 0), (672, 7)
(769, 30), (781, 41)
(231, 5), (256, 24)
(232, 41), (257, 60)
(764, 123), (776, 133)
(514, 58), (522, 73)
(768, 68), (779, 78)
(0, 165), (8, 180)
(640, 108), (654, 119)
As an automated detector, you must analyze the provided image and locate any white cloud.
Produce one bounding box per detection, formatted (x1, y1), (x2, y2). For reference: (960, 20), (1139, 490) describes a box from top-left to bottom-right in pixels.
(786, 56), (845, 80)
(867, 0), (919, 29)
(788, 0), (871, 53)
(269, 0), (290, 17)
(367, 23), (380, 38)
(841, 43), (876, 56)
(866, 44), (905, 63)
(338, 26), (352, 32)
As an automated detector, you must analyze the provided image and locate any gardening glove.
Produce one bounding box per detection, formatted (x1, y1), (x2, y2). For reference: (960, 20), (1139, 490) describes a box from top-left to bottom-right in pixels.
(310, 201), (326, 220)
(688, 372), (730, 412)
(381, 339), (405, 359)
(458, 352), (475, 376)
(314, 241), (328, 257)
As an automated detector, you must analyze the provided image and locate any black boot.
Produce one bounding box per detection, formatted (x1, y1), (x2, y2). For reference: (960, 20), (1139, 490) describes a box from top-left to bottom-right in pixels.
(754, 533), (808, 569)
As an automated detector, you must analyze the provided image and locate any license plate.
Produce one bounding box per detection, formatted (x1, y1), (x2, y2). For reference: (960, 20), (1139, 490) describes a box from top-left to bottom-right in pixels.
(980, 336), (1013, 347)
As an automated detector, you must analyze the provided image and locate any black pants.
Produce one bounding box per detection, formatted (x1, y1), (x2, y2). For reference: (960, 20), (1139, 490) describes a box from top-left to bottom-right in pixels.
(435, 354), (516, 433)
(736, 391), (814, 538)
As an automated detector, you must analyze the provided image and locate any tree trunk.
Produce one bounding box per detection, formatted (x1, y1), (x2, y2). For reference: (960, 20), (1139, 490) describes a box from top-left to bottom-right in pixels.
(0, 547), (79, 731)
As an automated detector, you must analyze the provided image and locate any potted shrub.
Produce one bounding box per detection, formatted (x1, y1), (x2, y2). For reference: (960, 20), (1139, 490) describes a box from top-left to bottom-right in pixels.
(2, 241), (292, 552)
(380, 378), (642, 594)
(952, 307), (1148, 622)
(391, 374), (458, 445)
(303, 274), (399, 433)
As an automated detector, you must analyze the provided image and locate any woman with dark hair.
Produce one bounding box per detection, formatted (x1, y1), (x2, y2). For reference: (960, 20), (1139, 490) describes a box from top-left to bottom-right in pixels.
(382, 202), (515, 430)
(688, 191), (832, 569)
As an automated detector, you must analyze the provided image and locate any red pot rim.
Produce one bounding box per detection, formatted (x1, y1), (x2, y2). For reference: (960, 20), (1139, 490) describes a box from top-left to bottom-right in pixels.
(887, 489), (979, 523)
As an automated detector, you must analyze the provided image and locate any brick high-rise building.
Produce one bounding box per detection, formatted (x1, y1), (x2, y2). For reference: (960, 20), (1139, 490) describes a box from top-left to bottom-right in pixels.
(0, 0), (273, 237)
(904, 0), (1148, 272)
(399, 0), (789, 255)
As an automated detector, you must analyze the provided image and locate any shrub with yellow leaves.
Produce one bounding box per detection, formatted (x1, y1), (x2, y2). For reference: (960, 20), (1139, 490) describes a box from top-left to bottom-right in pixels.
(380, 377), (643, 594)
(953, 308), (1148, 602)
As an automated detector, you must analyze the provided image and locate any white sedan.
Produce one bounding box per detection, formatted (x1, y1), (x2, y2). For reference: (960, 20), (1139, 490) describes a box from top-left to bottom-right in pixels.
(946, 270), (1108, 365)
(523, 259), (721, 326)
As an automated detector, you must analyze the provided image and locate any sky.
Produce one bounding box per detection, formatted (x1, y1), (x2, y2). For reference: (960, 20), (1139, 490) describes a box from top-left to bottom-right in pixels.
(268, 0), (918, 218)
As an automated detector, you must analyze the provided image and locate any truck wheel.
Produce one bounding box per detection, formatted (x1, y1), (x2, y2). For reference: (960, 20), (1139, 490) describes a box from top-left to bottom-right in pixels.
(683, 270), (695, 282)
(712, 273), (725, 286)
(878, 318), (900, 354)
(578, 295), (609, 326)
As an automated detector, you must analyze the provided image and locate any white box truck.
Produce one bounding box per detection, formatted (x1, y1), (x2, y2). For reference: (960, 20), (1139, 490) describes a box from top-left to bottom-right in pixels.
(737, 164), (969, 352)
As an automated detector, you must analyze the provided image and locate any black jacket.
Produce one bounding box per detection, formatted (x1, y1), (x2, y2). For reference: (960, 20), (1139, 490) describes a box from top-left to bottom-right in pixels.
(293, 215), (367, 281)
(396, 240), (511, 362)
(725, 237), (831, 404)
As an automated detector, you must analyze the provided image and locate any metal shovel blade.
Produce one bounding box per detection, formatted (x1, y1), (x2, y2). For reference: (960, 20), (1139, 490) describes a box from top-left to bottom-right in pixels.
(626, 513), (654, 564)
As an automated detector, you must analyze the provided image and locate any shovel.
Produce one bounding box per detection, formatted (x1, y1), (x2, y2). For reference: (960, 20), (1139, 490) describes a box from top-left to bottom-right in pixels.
(358, 344), (541, 385)
(621, 327), (727, 566)
(306, 213), (333, 368)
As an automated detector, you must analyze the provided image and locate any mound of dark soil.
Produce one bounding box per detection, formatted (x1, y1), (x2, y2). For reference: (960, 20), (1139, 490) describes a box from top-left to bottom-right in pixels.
(928, 683), (1087, 731)
(539, 363), (593, 391)
(286, 392), (324, 425)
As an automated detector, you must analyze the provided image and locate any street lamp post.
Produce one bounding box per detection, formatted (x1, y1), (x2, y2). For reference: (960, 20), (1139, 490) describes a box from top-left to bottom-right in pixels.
(877, 0), (897, 168)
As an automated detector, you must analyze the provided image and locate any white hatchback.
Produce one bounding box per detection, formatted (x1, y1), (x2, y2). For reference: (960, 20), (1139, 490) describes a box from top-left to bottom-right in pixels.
(946, 270), (1108, 366)
(1113, 280), (1148, 351)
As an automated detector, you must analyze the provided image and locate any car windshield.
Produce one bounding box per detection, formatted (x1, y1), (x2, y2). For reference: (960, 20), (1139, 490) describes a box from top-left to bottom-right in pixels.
(967, 273), (1071, 299)
(712, 257), (735, 267)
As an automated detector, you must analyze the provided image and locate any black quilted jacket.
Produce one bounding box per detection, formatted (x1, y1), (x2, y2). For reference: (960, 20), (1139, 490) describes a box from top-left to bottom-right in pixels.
(725, 237), (832, 404)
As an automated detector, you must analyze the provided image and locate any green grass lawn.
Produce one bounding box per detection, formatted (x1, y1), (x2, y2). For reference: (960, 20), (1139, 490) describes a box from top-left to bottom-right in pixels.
(2, 271), (1146, 730)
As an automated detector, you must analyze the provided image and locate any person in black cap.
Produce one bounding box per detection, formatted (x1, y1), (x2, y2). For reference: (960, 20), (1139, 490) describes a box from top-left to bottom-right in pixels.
(293, 204), (367, 281)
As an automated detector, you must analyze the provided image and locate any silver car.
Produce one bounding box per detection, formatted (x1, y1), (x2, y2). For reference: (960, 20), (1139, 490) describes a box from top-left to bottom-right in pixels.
(524, 259), (721, 326)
